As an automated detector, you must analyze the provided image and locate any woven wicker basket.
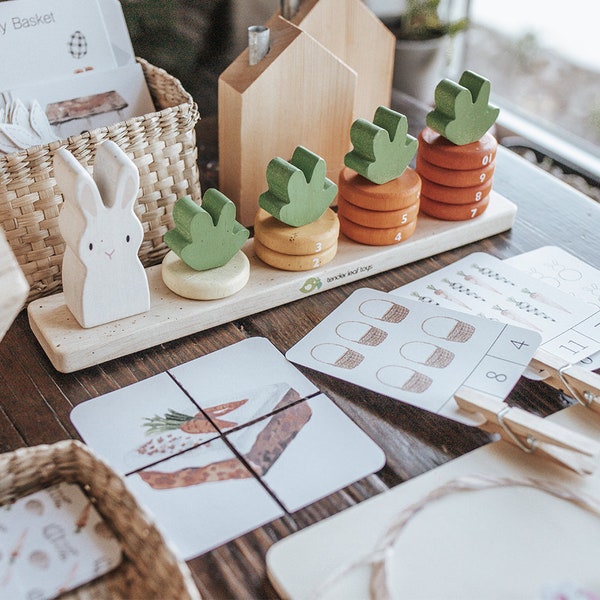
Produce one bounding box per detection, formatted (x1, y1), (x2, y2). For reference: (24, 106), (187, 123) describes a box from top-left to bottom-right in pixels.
(0, 439), (201, 600)
(0, 58), (202, 303)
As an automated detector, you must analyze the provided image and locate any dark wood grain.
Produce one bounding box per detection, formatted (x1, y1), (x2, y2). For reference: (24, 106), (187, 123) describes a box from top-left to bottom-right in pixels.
(0, 94), (598, 599)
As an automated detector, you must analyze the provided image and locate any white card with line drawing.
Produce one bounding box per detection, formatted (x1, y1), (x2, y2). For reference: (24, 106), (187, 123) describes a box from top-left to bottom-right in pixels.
(286, 288), (541, 425)
(505, 246), (600, 310)
(392, 252), (600, 364)
(505, 246), (600, 371)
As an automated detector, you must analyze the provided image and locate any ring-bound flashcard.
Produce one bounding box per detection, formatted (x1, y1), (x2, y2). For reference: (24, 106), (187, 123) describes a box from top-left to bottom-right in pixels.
(506, 245), (600, 371)
(286, 288), (541, 425)
(392, 252), (600, 364)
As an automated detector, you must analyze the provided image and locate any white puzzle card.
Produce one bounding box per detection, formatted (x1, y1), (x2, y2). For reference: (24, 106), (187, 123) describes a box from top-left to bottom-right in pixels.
(71, 372), (220, 476)
(125, 439), (284, 560)
(0, 482), (122, 600)
(72, 338), (384, 559)
(168, 337), (319, 418)
(226, 394), (385, 513)
(0, 0), (117, 90)
(286, 288), (541, 425)
(506, 245), (600, 371)
(392, 252), (600, 364)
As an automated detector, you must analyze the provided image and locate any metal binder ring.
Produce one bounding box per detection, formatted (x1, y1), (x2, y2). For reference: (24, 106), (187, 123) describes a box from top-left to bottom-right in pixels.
(497, 406), (536, 454)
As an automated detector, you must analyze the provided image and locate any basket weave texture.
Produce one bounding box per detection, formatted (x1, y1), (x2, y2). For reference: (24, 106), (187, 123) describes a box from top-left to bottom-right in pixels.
(0, 58), (202, 303)
(0, 439), (201, 600)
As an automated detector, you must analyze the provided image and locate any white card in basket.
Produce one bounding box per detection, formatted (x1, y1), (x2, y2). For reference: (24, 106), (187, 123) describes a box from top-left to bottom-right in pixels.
(0, 0), (117, 89)
(0, 482), (122, 600)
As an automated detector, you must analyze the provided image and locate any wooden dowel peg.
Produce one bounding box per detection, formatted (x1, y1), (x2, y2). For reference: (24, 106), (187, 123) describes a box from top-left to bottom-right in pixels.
(248, 25), (270, 65)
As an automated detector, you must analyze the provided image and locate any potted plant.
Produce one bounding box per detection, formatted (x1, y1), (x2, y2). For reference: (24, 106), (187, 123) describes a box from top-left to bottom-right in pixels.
(379, 0), (469, 103)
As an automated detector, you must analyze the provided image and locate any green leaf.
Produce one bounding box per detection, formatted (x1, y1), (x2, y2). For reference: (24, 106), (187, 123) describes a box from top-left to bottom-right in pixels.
(344, 106), (418, 184)
(426, 70), (500, 145)
(258, 146), (337, 227)
(164, 191), (249, 271)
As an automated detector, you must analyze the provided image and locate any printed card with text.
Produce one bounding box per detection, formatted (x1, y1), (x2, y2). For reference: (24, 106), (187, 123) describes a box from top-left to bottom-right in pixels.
(286, 288), (541, 425)
(71, 338), (384, 559)
(1, 0), (117, 89)
(392, 252), (600, 364)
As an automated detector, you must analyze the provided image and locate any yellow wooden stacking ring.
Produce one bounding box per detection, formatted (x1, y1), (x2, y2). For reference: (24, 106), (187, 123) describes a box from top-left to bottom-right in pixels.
(254, 208), (339, 256)
(253, 237), (338, 271)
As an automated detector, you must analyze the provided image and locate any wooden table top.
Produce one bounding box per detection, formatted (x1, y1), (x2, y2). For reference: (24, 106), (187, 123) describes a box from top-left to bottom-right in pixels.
(1, 94), (599, 599)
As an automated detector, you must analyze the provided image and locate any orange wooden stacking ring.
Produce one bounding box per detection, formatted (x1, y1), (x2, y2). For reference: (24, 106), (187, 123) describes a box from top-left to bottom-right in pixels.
(254, 207), (339, 256)
(420, 177), (493, 205)
(253, 237), (338, 271)
(337, 194), (419, 228)
(338, 166), (421, 211)
(416, 155), (495, 188)
(339, 214), (417, 246)
(418, 127), (498, 170)
(419, 193), (490, 221)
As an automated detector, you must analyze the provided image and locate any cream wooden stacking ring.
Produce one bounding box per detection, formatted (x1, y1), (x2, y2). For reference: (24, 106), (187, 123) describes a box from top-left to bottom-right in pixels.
(161, 250), (250, 300)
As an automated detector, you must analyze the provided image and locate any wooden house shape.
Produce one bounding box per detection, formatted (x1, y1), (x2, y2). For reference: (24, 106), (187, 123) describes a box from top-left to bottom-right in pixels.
(218, 0), (395, 227)
(287, 0), (395, 121)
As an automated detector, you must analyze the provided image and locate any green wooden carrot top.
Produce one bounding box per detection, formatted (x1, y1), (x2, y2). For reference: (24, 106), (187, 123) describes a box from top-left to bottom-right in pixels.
(164, 191), (249, 271)
(344, 106), (418, 185)
(426, 70), (500, 146)
(258, 146), (337, 228)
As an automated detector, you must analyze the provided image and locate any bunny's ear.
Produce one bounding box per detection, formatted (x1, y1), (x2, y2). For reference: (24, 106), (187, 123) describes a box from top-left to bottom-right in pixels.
(93, 141), (140, 212)
(53, 147), (102, 218)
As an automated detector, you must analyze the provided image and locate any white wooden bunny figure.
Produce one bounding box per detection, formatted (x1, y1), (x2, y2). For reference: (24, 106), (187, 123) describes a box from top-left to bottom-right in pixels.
(54, 141), (150, 328)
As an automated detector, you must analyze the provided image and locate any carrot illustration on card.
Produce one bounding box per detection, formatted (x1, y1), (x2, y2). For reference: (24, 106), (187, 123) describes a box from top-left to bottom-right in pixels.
(138, 401), (312, 489)
(457, 270), (502, 294)
(144, 399), (248, 435)
(492, 305), (543, 331)
(521, 288), (571, 313)
(426, 284), (471, 310)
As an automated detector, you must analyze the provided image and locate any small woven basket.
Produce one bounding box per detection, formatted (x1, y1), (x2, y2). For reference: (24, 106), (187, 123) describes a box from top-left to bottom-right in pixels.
(0, 439), (201, 600)
(0, 58), (202, 303)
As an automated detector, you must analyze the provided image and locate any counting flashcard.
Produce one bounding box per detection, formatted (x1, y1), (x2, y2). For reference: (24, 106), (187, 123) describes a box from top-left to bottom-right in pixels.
(286, 288), (541, 425)
(392, 252), (600, 364)
(71, 338), (384, 559)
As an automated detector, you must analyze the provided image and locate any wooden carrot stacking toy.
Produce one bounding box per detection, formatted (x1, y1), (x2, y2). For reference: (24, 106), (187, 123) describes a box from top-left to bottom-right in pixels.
(417, 70), (500, 221)
(161, 190), (250, 300)
(254, 146), (339, 271)
(338, 106), (420, 245)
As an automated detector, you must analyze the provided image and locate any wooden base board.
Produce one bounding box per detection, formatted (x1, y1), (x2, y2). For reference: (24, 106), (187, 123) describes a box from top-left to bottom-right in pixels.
(28, 192), (516, 372)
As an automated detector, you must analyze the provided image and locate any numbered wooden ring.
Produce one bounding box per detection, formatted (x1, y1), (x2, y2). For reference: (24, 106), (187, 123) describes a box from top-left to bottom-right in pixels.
(254, 207), (339, 256)
(419, 193), (490, 221)
(420, 177), (493, 205)
(338, 166), (421, 211)
(339, 214), (417, 246)
(416, 155), (495, 188)
(253, 237), (338, 271)
(162, 250), (250, 300)
(337, 194), (420, 228)
(418, 127), (498, 170)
